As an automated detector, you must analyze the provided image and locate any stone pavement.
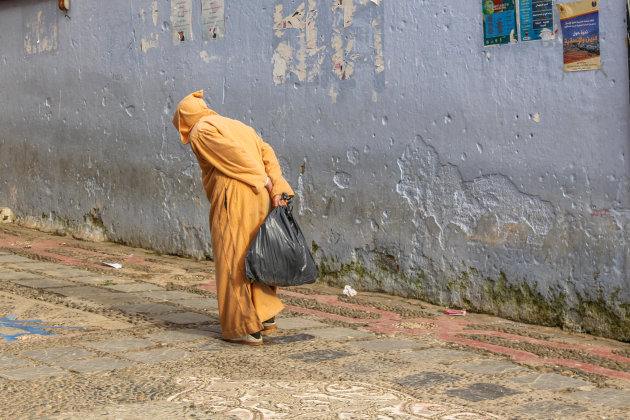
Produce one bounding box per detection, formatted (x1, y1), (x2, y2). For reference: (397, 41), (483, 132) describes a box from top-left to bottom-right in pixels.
(1, 224), (629, 419)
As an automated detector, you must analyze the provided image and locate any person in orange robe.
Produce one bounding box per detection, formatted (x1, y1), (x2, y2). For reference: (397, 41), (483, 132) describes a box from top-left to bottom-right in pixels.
(172, 90), (294, 345)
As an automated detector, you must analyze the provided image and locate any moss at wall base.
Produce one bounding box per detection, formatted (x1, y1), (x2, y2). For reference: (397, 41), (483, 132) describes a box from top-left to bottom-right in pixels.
(317, 258), (630, 342)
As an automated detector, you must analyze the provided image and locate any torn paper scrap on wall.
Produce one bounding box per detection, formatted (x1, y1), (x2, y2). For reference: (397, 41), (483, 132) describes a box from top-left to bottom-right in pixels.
(272, 0), (381, 85)
(272, 1), (325, 85)
(332, 34), (358, 80)
(202, 0), (226, 41)
(24, 8), (58, 55)
(333, 0), (356, 28)
(171, 0), (193, 44)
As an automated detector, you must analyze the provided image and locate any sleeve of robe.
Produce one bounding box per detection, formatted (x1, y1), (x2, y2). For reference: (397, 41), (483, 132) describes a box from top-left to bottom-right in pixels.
(192, 120), (268, 194)
(257, 133), (295, 198)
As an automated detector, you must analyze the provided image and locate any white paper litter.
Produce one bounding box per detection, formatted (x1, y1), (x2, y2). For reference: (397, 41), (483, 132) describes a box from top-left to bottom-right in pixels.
(343, 285), (357, 297)
(102, 262), (122, 269)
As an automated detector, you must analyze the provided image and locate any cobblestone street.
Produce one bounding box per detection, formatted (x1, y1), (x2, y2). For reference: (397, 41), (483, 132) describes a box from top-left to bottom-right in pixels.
(1, 224), (629, 419)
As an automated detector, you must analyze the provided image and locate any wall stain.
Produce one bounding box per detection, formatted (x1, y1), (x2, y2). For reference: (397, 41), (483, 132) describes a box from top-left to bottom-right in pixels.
(396, 136), (556, 248)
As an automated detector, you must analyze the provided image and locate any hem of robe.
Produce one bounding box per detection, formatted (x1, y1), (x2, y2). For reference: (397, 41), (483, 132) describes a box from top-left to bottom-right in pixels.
(220, 302), (284, 340)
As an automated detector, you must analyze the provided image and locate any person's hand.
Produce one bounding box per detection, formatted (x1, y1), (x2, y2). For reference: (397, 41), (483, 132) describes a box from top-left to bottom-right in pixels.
(272, 194), (288, 208)
(265, 177), (273, 195)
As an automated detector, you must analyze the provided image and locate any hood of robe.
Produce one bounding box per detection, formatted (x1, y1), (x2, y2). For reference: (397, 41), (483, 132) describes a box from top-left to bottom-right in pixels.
(172, 90), (217, 144)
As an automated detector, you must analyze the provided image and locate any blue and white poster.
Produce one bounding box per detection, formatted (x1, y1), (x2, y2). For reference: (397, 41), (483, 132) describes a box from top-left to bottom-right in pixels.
(519, 0), (555, 41)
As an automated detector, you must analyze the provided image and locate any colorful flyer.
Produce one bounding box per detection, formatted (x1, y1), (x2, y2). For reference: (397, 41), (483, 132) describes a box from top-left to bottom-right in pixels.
(519, 0), (555, 41)
(202, 0), (226, 41)
(557, 0), (601, 71)
(171, 0), (193, 44)
(483, 0), (518, 46)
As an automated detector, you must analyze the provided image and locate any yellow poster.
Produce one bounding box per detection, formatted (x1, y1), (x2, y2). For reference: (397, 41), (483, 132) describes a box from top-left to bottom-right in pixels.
(557, 0), (601, 72)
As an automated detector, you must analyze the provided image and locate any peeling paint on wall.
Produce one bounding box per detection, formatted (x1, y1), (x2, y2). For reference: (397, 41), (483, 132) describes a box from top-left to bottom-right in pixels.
(373, 20), (384, 74)
(200, 50), (212, 63)
(152, 1), (159, 27)
(329, 85), (339, 102)
(396, 137), (556, 248)
(140, 34), (159, 52)
(24, 9), (58, 55)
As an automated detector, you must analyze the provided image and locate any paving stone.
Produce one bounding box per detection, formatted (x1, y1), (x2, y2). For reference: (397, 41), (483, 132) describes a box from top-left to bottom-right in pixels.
(51, 401), (206, 419)
(343, 361), (401, 376)
(8, 262), (65, 271)
(199, 324), (223, 336)
(21, 346), (95, 363)
(152, 312), (217, 325)
(57, 358), (134, 373)
(349, 338), (428, 352)
(138, 290), (204, 301)
(146, 329), (216, 344)
(511, 400), (588, 419)
(287, 349), (354, 363)
(0, 353), (32, 369)
(567, 388), (630, 408)
(114, 302), (180, 314)
(46, 285), (108, 297)
(120, 348), (190, 363)
(395, 372), (463, 388)
(0, 254), (36, 264)
(87, 293), (144, 305)
(302, 327), (373, 341)
(11, 278), (77, 289)
(175, 298), (219, 310)
(276, 317), (328, 330)
(453, 360), (528, 375)
(510, 373), (589, 390)
(264, 334), (316, 345)
(0, 366), (67, 380)
(395, 348), (476, 363)
(82, 338), (156, 353)
(71, 276), (131, 286)
(106, 283), (164, 293)
(445, 382), (521, 402)
(0, 271), (42, 280)
(193, 339), (232, 351)
(40, 268), (94, 278)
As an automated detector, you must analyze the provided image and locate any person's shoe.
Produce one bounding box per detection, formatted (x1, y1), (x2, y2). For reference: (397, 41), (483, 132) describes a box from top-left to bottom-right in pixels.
(261, 317), (277, 335)
(226, 331), (263, 345)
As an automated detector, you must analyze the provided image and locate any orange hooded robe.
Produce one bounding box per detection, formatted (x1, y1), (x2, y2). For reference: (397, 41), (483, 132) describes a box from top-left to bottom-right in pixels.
(172, 90), (293, 339)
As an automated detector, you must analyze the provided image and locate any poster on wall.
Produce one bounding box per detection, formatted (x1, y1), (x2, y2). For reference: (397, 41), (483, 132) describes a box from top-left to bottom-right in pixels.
(519, 0), (555, 41)
(557, 0), (600, 71)
(483, 0), (518, 46)
(171, 0), (193, 44)
(202, 0), (226, 41)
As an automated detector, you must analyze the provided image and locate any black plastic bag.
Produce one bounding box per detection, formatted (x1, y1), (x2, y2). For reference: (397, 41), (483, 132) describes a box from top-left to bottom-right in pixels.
(245, 195), (318, 287)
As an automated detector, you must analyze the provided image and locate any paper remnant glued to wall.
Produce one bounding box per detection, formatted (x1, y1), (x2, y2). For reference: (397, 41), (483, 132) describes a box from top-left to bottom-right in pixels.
(202, 0), (225, 41)
(171, 0), (193, 44)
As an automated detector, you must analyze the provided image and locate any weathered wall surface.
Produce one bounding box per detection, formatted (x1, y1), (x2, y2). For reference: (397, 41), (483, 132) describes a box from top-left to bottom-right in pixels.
(1, 1), (629, 339)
